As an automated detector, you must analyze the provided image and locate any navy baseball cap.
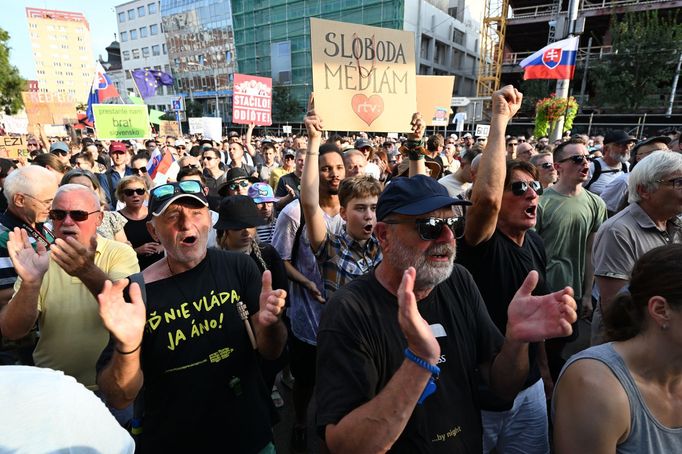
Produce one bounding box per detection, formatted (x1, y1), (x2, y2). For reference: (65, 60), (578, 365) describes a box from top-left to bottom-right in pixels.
(376, 175), (471, 221)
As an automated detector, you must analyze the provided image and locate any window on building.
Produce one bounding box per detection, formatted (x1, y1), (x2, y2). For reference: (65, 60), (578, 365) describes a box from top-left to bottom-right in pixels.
(453, 29), (465, 46)
(142, 47), (150, 58)
(162, 43), (167, 54)
(420, 36), (431, 60)
(118, 12), (125, 23)
(152, 45), (160, 56)
(130, 29), (138, 40)
(148, 2), (157, 14)
(138, 6), (146, 17)
(140, 26), (148, 38)
(132, 49), (140, 59)
(121, 31), (128, 42)
(127, 9), (135, 20)
(150, 24), (159, 35)
(435, 41), (447, 65)
(123, 50), (130, 61)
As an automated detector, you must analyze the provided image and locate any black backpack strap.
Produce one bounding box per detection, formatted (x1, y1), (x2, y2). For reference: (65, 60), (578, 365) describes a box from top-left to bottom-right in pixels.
(584, 159), (602, 191)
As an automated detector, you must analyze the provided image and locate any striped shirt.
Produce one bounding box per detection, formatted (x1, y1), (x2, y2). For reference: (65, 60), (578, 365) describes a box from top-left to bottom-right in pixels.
(316, 229), (382, 298)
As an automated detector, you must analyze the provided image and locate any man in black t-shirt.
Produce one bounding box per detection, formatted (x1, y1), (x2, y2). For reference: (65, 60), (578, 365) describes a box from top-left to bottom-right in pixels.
(315, 86), (577, 454)
(95, 181), (288, 453)
(456, 91), (558, 452)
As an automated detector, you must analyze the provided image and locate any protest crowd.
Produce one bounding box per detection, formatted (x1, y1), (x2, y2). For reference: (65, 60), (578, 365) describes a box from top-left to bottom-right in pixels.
(2, 80), (682, 454)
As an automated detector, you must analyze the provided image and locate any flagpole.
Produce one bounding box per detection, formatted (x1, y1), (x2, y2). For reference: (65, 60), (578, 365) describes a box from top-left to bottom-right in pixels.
(550, 0), (580, 142)
(128, 69), (144, 100)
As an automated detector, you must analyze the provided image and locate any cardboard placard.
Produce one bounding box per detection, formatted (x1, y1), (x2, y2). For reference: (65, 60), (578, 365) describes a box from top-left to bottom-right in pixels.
(93, 105), (151, 140)
(416, 76), (455, 126)
(232, 74), (272, 126)
(0, 135), (29, 158)
(159, 120), (181, 137)
(21, 92), (77, 128)
(310, 18), (416, 132)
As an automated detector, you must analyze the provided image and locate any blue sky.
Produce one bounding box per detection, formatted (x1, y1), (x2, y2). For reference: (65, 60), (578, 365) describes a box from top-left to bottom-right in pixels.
(1, 0), (120, 79)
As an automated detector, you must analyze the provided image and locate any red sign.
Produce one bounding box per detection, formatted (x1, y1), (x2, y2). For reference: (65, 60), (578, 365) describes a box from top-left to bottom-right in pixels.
(232, 73), (272, 126)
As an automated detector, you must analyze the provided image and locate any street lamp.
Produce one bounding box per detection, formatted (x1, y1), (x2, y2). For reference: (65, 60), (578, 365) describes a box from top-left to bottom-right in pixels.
(187, 61), (220, 118)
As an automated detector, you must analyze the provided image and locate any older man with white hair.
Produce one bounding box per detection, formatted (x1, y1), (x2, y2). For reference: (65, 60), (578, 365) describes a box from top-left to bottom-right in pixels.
(0, 184), (139, 388)
(591, 151), (682, 344)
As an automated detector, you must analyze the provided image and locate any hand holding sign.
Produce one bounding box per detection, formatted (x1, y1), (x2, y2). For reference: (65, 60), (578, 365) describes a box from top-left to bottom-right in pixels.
(304, 93), (324, 140)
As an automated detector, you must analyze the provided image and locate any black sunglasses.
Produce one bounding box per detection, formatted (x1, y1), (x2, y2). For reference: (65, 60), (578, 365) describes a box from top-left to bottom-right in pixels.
(123, 188), (146, 197)
(228, 180), (250, 191)
(383, 216), (463, 241)
(181, 164), (199, 170)
(49, 209), (100, 222)
(131, 167), (148, 174)
(539, 162), (554, 169)
(52, 150), (68, 156)
(150, 180), (203, 202)
(557, 154), (589, 165)
(510, 181), (543, 196)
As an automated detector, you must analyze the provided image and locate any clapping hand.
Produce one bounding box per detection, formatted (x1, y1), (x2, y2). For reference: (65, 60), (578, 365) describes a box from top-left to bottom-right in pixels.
(506, 271), (577, 343)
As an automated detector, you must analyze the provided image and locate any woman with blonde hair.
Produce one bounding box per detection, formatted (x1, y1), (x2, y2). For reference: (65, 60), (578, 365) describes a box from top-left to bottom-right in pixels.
(116, 175), (162, 269)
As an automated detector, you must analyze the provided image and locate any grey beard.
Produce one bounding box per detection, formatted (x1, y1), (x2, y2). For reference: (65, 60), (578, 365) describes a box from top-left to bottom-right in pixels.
(385, 242), (455, 291)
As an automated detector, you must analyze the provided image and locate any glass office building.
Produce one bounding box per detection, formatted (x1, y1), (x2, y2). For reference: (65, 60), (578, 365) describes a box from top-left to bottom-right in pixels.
(160, 0), (236, 120)
(231, 0), (404, 115)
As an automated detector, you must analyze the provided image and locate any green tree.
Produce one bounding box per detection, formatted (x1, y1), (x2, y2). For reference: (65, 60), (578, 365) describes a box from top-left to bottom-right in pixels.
(0, 28), (25, 114)
(272, 85), (302, 123)
(185, 99), (204, 118)
(591, 11), (682, 111)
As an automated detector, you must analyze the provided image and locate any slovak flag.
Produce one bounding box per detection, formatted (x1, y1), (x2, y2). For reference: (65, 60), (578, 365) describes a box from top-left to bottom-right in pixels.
(86, 62), (121, 122)
(519, 36), (579, 80)
(147, 147), (176, 185)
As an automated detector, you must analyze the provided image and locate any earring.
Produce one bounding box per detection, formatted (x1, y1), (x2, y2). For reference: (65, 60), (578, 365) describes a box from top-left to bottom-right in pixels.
(661, 324), (669, 331)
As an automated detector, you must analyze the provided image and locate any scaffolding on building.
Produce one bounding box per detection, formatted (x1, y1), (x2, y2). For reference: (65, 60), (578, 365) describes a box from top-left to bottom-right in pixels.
(476, 0), (509, 99)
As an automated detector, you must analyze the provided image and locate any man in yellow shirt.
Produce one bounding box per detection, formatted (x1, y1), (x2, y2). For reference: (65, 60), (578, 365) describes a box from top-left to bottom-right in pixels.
(0, 184), (139, 388)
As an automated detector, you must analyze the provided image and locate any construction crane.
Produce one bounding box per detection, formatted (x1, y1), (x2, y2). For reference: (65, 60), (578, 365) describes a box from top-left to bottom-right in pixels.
(476, 0), (510, 99)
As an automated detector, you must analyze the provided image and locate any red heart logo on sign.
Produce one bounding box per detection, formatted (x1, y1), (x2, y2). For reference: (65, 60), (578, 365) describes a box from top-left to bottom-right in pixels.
(351, 94), (384, 126)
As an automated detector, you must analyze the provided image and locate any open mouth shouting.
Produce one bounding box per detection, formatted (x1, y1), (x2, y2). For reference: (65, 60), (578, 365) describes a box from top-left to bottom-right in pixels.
(180, 235), (197, 246)
(363, 223), (374, 234)
(525, 205), (537, 218)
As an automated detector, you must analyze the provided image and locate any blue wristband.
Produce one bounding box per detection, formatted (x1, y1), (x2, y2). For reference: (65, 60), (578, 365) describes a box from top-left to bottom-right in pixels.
(404, 348), (440, 405)
(404, 348), (440, 376)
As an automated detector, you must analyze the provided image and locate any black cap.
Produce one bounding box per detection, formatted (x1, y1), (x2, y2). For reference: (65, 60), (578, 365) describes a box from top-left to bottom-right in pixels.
(376, 175), (471, 221)
(632, 135), (672, 154)
(355, 138), (373, 150)
(604, 130), (637, 145)
(214, 195), (267, 230)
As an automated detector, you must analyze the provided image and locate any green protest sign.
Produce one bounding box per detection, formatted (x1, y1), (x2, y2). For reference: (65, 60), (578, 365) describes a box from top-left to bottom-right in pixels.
(93, 105), (151, 139)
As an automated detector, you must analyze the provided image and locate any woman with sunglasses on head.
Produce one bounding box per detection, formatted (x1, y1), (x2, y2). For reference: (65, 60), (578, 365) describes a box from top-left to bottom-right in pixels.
(116, 176), (162, 270)
(60, 169), (129, 245)
(214, 195), (289, 405)
(32, 153), (70, 182)
(553, 244), (682, 454)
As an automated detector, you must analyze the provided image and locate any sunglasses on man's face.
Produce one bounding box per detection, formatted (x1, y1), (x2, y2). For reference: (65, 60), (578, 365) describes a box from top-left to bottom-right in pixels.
(557, 154), (589, 165)
(123, 188), (146, 197)
(383, 216), (464, 241)
(228, 180), (250, 191)
(181, 164), (199, 170)
(52, 150), (68, 157)
(49, 209), (100, 222)
(539, 162), (554, 170)
(131, 167), (148, 174)
(509, 180), (543, 196)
